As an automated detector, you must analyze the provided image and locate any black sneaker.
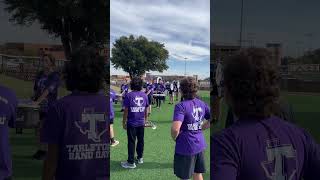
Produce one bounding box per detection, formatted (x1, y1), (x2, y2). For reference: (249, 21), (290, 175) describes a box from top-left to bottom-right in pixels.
(32, 150), (47, 160)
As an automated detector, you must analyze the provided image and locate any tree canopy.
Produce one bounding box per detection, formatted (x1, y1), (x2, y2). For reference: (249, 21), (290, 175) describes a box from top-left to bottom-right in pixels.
(111, 35), (169, 78)
(3, 0), (108, 59)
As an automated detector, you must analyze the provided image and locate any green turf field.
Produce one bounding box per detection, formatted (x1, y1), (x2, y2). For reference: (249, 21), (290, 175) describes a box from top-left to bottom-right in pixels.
(110, 91), (211, 180)
(1, 74), (320, 179)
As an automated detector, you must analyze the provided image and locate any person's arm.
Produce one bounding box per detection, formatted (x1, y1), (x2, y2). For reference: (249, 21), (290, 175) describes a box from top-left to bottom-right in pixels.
(144, 107), (148, 123)
(146, 89), (151, 96)
(34, 89), (49, 105)
(171, 104), (184, 141)
(42, 144), (58, 180)
(34, 73), (59, 105)
(211, 134), (239, 180)
(201, 120), (210, 130)
(123, 108), (128, 130)
(201, 103), (211, 130)
(171, 121), (182, 141)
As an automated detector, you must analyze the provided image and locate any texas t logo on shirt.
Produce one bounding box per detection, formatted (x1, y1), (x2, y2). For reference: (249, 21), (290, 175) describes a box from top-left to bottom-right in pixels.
(261, 139), (297, 180)
(131, 96), (145, 112)
(133, 96), (144, 106)
(188, 106), (204, 131)
(192, 107), (203, 122)
(75, 108), (107, 143)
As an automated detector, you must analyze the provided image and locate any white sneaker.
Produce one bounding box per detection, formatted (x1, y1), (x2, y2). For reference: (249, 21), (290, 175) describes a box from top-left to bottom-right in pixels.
(111, 140), (119, 147)
(121, 161), (136, 169)
(136, 158), (143, 164)
(151, 124), (157, 130)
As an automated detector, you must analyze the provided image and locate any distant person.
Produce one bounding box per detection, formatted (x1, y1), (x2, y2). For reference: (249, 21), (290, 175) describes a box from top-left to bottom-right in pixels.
(171, 77), (211, 180)
(145, 80), (154, 116)
(110, 88), (119, 147)
(165, 81), (171, 96)
(169, 81), (174, 104)
(154, 80), (165, 109)
(41, 48), (109, 180)
(212, 48), (320, 180)
(120, 79), (129, 112)
(121, 77), (149, 169)
(32, 54), (60, 160)
(173, 81), (179, 101)
(0, 85), (17, 180)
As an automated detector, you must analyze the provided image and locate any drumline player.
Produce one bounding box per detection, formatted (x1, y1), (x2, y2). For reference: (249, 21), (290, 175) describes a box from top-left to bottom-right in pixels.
(41, 47), (109, 180)
(32, 54), (60, 160)
(154, 80), (165, 109)
(0, 85), (18, 180)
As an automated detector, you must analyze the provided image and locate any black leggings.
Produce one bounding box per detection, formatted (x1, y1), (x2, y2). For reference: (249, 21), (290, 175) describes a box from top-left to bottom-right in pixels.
(156, 97), (162, 107)
(127, 125), (144, 164)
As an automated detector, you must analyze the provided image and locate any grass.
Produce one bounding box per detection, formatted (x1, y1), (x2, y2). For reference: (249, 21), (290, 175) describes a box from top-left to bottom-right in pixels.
(110, 91), (211, 180)
(1, 74), (320, 179)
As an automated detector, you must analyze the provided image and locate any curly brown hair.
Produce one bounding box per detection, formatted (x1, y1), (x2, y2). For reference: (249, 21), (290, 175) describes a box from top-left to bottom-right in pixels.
(223, 48), (281, 119)
(180, 77), (198, 100)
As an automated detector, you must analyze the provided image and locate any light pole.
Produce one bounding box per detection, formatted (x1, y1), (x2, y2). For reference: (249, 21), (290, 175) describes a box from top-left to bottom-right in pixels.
(184, 57), (187, 76)
(239, 0), (244, 48)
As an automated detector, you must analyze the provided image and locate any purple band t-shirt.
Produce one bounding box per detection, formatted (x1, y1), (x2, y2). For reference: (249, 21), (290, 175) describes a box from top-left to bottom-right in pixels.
(41, 91), (109, 180)
(212, 116), (320, 180)
(124, 91), (149, 127)
(0, 85), (17, 179)
(33, 71), (60, 113)
(173, 98), (210, 155)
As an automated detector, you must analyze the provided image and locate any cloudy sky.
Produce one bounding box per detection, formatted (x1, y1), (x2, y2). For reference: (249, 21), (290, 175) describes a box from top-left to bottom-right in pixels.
(110, 0), (210, 79)
(212, 0), (320, 57)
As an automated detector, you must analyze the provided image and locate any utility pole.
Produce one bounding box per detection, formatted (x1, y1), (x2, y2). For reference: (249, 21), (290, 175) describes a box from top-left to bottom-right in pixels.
(184, 57), (187, 76)
(239, 0), (244, 48)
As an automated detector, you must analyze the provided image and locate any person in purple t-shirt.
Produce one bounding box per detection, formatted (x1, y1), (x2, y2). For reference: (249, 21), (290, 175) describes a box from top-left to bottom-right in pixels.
(41, 48), (109, 180)
(145, 80), (154, 115)
(171, 77), (211, 180)
(154, 80), (165, 108)
(32, 54), (60, 160)
(121, 77), (149, 169)
(0, 85), (17, 180)
(110, 88), (119, 147)
(212, 48), (320, 180)
(120, 80), (129, 112)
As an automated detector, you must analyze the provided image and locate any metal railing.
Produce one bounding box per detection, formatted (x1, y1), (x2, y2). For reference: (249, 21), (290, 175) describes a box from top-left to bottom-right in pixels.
(0, 54), (67, 81)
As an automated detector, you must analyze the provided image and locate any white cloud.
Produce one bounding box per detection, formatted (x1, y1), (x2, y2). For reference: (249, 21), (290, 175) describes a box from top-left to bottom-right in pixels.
(110, 0), (210, 65)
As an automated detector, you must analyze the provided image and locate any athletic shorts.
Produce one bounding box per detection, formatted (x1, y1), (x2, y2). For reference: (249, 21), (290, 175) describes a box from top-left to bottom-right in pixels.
(110, 118), (114, 124)
(169, 90), (173, 95)
(174, 151), (206, 179)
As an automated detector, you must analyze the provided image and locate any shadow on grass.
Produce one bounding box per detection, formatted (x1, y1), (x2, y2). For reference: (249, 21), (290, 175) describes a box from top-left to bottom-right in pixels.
(12, 155), (42, 179)
(110, 160), (172, 172)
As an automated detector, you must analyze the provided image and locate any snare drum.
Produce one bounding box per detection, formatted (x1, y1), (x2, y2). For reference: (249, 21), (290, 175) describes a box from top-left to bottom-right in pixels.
(16, 100), (40, 128)
(153, 93), (166, 100)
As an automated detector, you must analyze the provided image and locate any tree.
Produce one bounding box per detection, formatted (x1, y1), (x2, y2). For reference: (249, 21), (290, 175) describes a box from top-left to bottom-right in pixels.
(3, 0), (108, 59)
(111, 35), (169, 78)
